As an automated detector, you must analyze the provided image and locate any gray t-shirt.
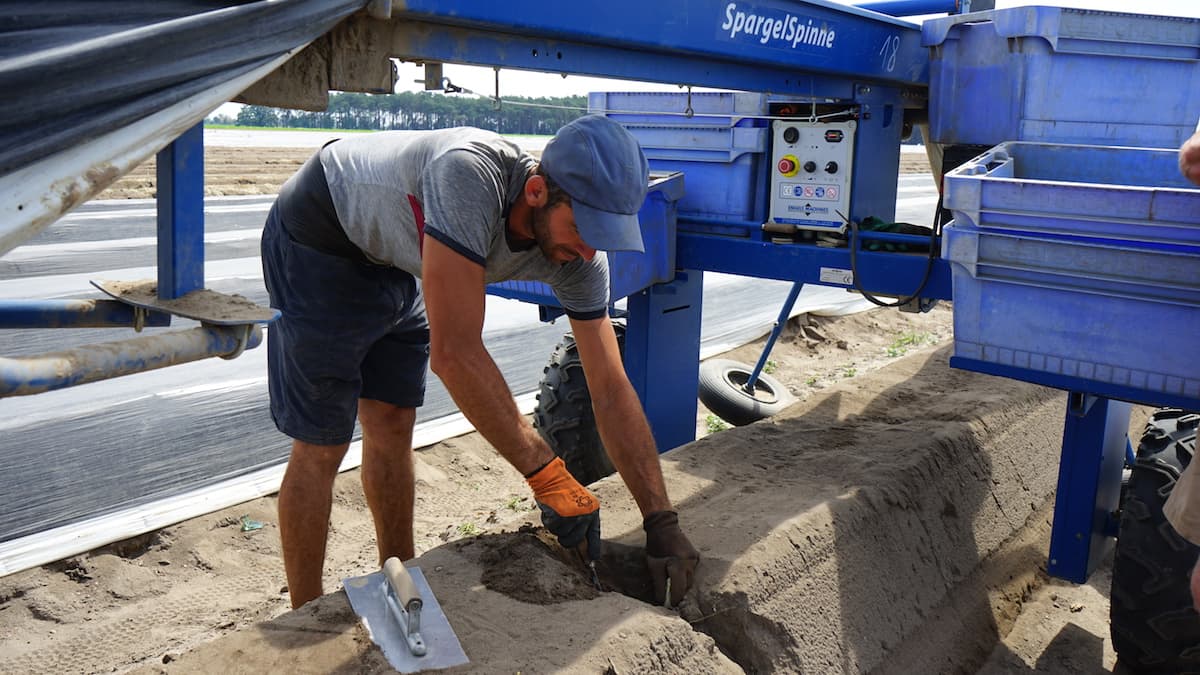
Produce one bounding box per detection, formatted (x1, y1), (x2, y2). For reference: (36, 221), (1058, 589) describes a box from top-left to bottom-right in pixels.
(319, 128), (609, 318)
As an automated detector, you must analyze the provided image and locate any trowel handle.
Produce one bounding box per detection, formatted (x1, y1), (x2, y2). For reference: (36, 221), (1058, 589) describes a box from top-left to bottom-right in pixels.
(383, 557), (421, 609)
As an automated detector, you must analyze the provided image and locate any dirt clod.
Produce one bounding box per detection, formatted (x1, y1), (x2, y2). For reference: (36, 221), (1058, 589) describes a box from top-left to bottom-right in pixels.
(474, 526), (600, 604)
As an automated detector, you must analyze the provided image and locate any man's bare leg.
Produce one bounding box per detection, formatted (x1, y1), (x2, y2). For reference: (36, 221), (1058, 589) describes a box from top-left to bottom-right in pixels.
(278, 439), (349, 609)
(359, 398), (417, 563)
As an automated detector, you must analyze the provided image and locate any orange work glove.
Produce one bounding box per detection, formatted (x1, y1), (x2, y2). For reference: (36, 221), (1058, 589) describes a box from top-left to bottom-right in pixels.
(525, 456), (602, 561)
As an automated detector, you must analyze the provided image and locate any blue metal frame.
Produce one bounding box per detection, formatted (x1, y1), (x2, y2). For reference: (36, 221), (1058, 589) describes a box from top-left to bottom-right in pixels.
(390, 0), (928, 93)
(1047, 394), (1131, 583)
(855, 0), (958, 16)
(156, 123), (206, 299)
(950, 357), (1200, 415)
(677, 232), (953, 299)
(623, 270), (705, 453)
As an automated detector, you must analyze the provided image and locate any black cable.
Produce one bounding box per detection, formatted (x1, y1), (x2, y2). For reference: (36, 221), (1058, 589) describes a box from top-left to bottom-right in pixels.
(840, 195), (943, 308)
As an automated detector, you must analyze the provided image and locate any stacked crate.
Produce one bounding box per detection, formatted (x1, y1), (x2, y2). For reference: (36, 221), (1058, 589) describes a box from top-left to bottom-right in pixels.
(927, 6), (1200, 407)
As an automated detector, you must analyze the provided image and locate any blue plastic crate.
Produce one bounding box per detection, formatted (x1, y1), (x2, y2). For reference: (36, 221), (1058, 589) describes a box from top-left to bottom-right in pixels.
(487, 171), (684, 309)
(923, 6), (1200, 148)
(590, 91), (770, 222)
(588, 91), (769, 127)
(942, 142), (1200, 408)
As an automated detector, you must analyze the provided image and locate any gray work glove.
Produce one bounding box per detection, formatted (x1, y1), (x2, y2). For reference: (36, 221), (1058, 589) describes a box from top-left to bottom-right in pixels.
(644, 510), (699, 608)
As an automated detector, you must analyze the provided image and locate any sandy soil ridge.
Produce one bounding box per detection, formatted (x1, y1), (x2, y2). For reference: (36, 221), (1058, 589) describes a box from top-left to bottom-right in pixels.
(1, 307), (960, 673)
(122, 327), (1079, 674)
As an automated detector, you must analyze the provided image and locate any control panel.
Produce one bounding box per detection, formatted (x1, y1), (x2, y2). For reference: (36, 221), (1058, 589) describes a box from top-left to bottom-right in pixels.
(767, 120), (855, 233)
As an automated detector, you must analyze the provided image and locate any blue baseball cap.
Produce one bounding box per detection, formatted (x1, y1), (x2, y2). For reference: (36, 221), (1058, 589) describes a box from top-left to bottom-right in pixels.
(540, 115), (648, 253)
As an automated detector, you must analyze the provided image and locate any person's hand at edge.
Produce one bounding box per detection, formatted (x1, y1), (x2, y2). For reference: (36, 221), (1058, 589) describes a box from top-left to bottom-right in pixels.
(526, 456), (601, 561)
(644, 510), (699, 608)
(1190, 555), (1200, 613)
(1179, 130), (1200, 186)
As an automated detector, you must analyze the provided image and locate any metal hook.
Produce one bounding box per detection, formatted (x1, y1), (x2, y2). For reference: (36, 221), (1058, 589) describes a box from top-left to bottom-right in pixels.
(684, 86), (694, 119)
(493, 67), (502, 111)
(809, 78), (818, 123)
(219, 324), (253, 361)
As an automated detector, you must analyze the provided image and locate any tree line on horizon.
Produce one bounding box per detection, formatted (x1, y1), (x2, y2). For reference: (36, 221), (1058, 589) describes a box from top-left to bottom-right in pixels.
(211, 91), (588, 135)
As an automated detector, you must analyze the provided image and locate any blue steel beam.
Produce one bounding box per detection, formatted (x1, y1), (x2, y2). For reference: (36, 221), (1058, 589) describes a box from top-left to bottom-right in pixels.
(0, 325), (262, 398)
(676, 231), (953, 300)
(388, 0), (928, 92)
(949, 357), (1200, 413)
(1047, 394), (1131, 583)
(156, 123), (205, 300)
(0, 300), (171, 329)
(624, 270), (705, 453)
(855, 0), (957, 16)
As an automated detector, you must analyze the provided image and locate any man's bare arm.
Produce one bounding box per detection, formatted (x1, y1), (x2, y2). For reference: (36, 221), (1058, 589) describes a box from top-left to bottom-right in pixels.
(421, 237), (553, 474)
(567, 315), (672, 516)
(570, 315), (698, 605)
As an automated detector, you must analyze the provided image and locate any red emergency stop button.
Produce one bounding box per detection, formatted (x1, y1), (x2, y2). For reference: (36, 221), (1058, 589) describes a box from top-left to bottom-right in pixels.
(777, 155), (799, 177)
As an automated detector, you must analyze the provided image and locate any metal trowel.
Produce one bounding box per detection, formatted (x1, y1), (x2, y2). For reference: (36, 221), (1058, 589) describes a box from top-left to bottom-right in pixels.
(343, 557), (468, 673)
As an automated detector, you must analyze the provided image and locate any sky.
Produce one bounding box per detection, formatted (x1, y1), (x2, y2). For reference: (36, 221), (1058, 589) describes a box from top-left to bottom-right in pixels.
(214, 0), (1198, 116)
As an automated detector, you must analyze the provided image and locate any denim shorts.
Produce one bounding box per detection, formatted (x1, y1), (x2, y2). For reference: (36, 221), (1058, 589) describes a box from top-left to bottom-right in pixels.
(261, 205), (429, 445)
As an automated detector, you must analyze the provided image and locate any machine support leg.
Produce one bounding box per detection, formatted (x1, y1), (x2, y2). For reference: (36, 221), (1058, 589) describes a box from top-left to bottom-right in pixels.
(1047, 392), (1131, 583)
(744, 281), (803, 393)
(624, 270), (704, 454)
(156, 123), (205, 300)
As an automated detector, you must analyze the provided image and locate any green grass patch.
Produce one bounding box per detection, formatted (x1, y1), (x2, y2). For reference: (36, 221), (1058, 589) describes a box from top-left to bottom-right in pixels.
(705, 414), (731, 434)
(504, 495), (531, 511)
(886, 331), (930, 358)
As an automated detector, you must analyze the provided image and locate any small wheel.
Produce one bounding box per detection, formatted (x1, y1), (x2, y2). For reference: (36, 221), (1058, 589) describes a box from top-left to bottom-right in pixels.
(697, 359), (792, 427)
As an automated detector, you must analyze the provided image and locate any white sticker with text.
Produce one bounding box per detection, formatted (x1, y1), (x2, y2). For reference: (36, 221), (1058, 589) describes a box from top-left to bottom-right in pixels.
(819, 267), (854, 285)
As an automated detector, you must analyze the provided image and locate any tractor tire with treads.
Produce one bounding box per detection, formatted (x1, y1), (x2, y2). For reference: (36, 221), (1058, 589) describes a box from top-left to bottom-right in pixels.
(1111, 408), (1200, 673)
(532, 326), (625, 486)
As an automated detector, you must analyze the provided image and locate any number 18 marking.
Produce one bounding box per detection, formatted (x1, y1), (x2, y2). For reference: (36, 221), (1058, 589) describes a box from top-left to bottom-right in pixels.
(879, 35), (900, 72)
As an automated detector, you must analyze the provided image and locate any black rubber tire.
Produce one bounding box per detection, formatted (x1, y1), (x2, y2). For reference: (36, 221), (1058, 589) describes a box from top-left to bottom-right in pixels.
(1111, 408), (1200, 673)
(697, 358), (791, 427)
(532, 326), (624, 486)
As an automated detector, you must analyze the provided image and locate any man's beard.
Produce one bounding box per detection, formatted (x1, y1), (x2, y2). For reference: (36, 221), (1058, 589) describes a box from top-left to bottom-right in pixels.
(531, 205), (557, 261)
